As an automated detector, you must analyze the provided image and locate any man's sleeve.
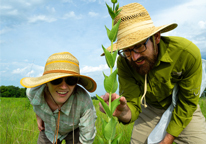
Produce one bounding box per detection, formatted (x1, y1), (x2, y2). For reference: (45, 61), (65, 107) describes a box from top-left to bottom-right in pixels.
(117, 56), (142, 123)
(167, 42), (202, 137)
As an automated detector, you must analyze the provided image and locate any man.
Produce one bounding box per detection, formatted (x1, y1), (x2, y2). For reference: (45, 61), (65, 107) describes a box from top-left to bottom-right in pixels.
(99, 3), (206, 144)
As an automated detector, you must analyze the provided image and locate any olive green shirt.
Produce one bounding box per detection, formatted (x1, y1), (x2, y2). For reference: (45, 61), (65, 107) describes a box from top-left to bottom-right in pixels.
(117, 36), (202, 137)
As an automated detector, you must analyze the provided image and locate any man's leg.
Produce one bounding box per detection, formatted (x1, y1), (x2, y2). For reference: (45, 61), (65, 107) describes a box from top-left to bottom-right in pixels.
(64, 128), (80, 144)
(130, 104), (165, 144)
(174, 105), (206, 144)
(37, 131), (61, 144)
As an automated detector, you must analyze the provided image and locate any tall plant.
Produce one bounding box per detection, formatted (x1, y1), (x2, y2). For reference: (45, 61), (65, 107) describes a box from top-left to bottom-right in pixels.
(96, 0), (122, 143)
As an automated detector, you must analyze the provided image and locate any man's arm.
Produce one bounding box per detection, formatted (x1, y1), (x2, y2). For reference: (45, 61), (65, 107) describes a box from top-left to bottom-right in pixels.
(166, 42), (202, 137)
(160, 133), (175, 144)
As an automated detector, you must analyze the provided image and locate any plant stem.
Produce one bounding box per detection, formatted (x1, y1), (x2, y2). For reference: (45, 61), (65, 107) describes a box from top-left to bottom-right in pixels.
(109, 3), (115, 113)
(109, 92), (112, 110)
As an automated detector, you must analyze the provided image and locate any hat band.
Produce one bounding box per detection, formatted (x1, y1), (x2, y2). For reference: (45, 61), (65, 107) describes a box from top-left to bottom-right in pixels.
(117, 20), (154, 40)
(43, 70), (79, 75)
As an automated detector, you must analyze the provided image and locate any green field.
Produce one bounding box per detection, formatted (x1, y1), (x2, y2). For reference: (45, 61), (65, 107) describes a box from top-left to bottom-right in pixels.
(1, 97), (206, 144)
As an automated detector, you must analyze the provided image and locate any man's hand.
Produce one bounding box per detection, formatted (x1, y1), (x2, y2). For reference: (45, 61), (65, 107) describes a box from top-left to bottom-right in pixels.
(99, 93), (131, 123)
(36, 114), (45, 131)
(159, 133), (175, 144)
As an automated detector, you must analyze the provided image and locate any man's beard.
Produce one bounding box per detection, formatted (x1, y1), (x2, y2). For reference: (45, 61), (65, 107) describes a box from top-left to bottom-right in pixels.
(129, 53), (158, 75)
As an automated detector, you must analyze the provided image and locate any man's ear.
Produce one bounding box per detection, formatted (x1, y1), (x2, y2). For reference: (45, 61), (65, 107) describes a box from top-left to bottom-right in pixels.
(155, 32), (161, 44)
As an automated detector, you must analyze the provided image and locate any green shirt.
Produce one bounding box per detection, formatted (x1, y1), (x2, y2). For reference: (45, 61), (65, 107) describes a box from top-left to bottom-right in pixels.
(26, 85), (97, 144)
(117, 36), (202, 137)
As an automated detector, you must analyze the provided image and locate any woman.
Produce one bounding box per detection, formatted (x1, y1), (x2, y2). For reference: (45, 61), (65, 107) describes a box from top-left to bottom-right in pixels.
(20, 52), (97, 144)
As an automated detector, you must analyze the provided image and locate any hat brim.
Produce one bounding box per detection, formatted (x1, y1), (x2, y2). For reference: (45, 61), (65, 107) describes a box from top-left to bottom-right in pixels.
(101, 23), (177, 56)
(20, 73), (97, 92)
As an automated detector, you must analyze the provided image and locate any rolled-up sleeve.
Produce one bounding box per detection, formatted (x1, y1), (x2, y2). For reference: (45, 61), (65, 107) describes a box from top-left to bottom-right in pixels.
(79, 98), (97, 144)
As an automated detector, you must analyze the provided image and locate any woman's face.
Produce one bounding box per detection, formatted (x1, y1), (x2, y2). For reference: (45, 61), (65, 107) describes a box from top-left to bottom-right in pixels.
(46, 77), (76, 105)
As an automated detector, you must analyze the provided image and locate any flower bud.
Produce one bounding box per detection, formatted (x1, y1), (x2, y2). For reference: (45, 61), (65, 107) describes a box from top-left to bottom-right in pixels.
(111, 0), (117, 4)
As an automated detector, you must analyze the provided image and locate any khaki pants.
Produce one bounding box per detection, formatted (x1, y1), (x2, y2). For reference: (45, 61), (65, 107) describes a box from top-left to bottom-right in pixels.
(37, 128), (80, 144)
(130, 105), (206, 144)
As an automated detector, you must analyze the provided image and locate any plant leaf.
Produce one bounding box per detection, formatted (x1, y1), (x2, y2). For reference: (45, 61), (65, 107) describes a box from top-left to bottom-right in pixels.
(115, 3), (119, 12)
(115, 9), (122, 17)
(106, 3), (115, 19)
(105, 25), (111, 41)
(102, 45), (114, 68)
(104, 117), (117, 140)
(103, 72), (108, 79)
(96, 94), (112, 118)
(104, 69), (118, 93)
(111, 96), (121, 115)
(111, 133), (123, 144)
(101, 117), (108, 137)
(97, 136), (104, 144)
(110, 18), (121, 42)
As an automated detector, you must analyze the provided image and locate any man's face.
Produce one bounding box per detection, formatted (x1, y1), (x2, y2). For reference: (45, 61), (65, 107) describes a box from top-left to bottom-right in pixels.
(126, 38), (158, 75)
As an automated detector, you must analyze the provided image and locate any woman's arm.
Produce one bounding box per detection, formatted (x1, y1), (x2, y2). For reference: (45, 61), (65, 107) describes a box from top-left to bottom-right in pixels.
(36, 114), (45, 131)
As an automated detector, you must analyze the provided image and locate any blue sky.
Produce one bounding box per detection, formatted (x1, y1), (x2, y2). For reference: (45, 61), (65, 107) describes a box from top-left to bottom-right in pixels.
(1, 0), (206, 96)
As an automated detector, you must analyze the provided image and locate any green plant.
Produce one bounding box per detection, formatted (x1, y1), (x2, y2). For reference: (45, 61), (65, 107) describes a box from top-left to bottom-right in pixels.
(96, 1), (122, 144)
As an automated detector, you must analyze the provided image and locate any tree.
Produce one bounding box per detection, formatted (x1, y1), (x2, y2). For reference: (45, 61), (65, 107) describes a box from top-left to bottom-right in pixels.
(0, 85), (26, 98)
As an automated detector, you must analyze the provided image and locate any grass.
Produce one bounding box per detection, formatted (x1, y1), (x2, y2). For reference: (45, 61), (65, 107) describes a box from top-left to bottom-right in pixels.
(0, 97), (206, 144)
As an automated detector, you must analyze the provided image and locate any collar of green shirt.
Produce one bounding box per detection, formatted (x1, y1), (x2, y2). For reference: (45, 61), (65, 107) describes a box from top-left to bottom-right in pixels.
(155, 36), (173, 67)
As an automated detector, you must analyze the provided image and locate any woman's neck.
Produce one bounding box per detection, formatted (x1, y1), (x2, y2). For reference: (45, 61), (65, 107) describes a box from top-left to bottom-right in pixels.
(44, 88), (62, 112)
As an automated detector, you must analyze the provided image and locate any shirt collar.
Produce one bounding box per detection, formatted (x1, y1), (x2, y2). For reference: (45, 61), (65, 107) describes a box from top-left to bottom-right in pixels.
(155, 36), (173, 67)
(60, 92), (75, 116)
(30, 84), (46, 106)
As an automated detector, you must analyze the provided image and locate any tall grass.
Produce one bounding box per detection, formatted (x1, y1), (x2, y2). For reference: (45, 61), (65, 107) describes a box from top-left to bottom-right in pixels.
(1, 97), (206, 143)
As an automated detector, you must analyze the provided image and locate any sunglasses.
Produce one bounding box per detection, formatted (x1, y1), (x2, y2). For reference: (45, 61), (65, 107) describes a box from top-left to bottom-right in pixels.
(50, 77), (79, 86)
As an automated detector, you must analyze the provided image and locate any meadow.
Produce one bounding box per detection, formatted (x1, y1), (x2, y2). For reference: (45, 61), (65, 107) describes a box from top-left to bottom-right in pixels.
(1, 97), (206, 144)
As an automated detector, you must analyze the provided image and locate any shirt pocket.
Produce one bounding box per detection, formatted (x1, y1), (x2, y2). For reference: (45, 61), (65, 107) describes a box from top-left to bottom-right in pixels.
(59, 120), (79, 134)
(152, 75), (174, 99)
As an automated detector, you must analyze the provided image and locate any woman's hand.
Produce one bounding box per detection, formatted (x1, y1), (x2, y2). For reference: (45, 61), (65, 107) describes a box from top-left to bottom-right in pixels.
(36, 114), (45, 131)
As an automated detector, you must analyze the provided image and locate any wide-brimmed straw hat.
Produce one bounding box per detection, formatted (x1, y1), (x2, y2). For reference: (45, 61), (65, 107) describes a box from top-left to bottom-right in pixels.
(20, 52), (97, 92)
(101, 3), (177, 55)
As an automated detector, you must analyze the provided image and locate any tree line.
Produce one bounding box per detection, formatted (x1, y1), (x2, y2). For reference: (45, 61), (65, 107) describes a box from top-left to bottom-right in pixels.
(0, 85), (99, 99)
(0, 85), (26, 98)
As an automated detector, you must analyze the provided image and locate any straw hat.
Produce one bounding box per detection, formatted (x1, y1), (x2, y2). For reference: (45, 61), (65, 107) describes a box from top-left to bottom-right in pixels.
(20, 52), (97, 92)
(101, 3), (177, 55)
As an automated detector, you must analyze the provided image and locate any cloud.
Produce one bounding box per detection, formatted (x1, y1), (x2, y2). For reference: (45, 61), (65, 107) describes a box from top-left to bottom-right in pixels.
(1, 61), (44, 78)
(46, 6), (56, 13)
(80, 64), (108, 73)
(151, 0), (206, 51)
(88, 12), (99, 17)
(198, 21), (206, 29)
(0, 0), (50, 28)
(62, 11), (82, 19)
(26, 70), (34, 77)
(152, 0), (206, 26)
(12, 67), (27, 74)
(28, 15), (57, 23)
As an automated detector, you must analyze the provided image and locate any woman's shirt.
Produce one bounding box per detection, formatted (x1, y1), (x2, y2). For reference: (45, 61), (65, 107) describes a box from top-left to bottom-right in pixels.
(26, 84), (97, 144)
